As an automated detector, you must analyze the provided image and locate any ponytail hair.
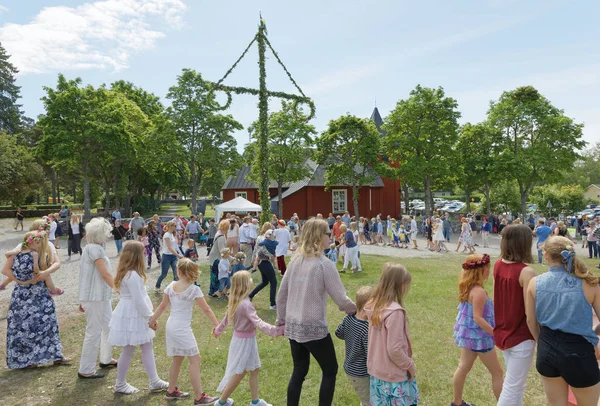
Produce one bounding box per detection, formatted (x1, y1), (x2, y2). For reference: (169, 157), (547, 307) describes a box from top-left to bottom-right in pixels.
(543, 236), (598, 286)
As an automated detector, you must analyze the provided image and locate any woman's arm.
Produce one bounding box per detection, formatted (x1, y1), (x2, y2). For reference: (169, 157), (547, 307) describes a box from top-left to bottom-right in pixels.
(519, 266), (536, 306)
(276, 268), (290, 325)
(196, 297), (219, 327)
(4, 247), (19, 258)
(525, 277), (539, 340)
(323, 262), (357, 315)
(471, 287), (494, 336)
(95, 258), (114, 289)
(148, 294), (170, 326)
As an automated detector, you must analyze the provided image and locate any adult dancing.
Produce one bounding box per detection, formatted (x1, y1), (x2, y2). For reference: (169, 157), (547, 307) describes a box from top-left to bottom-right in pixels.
(250, 228), (279, 310)
(3, 230), (71, 369)
(276, 219), (356, 406)
(78, 218), (117, 379)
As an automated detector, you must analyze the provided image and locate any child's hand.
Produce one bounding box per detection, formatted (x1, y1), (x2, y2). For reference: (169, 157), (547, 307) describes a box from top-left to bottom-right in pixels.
(211, 327), (220, 339)
(150, 321), (159, 331)
(408, 366), (416, 381)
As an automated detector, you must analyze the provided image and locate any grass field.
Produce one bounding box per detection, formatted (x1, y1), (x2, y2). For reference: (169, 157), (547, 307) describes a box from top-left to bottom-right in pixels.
(160, 203), (215, 219)
(2, 254), (599, 405)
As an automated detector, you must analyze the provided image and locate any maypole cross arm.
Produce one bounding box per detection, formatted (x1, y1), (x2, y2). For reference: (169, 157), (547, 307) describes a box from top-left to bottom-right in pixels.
(205, 19), (315, 223)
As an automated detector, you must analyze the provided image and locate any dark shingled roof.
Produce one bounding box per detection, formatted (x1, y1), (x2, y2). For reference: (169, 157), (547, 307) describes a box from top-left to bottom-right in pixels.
(222, 166), (280, 190)
(370, 107), (386, 136)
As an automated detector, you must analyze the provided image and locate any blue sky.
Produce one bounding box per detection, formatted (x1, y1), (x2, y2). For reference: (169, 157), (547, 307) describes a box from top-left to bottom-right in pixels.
(1, 0), (598, 150)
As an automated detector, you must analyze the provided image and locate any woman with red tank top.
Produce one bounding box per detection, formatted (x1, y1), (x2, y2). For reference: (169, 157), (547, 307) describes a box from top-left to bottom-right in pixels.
(494, 224), (536, 406)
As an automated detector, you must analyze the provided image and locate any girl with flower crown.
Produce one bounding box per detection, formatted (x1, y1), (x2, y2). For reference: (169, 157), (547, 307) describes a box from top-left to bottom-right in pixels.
(0, 217), (64, 295)
(451, 253), (503, 406)
(2, 230), (71, 368)
(526, 236), (600, 405)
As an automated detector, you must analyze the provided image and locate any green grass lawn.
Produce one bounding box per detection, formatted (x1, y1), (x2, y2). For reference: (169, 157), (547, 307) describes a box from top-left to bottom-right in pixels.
(2, 255), (599, 405)
(159, 203), (215, 219)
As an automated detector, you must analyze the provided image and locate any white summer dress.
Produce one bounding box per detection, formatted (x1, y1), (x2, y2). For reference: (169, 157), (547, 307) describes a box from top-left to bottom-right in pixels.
(164, 282), (204, 356)
(109, 271), (155, 346)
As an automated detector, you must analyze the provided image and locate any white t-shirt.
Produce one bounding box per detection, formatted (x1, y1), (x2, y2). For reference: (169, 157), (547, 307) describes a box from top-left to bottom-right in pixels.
(71, 222), (80, 235)
(227, 225), (239, 238)
(274, 228), (291, 257)
(162, 232), (177, 255)
(49, 221), (57, 241)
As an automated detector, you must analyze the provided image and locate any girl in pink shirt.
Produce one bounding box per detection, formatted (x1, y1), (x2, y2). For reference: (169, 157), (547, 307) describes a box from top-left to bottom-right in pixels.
(365, 263), (419, 405)
(213, 271), (284, 406)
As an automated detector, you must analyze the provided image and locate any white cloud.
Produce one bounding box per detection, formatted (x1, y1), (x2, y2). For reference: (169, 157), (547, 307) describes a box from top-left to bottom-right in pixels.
(0, 5), (8, 13)
(302, 61), (385, 96)
(0, 0), (186, 74)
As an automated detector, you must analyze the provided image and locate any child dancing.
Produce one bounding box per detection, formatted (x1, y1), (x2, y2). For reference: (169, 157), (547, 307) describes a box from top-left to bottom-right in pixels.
(108, 241), (168, 394)
(213, 271), (284, 406)
(452, 254), (503, 406)
(335, 286), (373, 406)
(365, 263), (420, 405)
(148, 258), (220, 404)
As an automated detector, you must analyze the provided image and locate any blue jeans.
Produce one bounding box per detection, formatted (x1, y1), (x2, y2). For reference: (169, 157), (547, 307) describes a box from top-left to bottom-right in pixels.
(538, 249), (543, 264)
(156, 254), (178, 289)
(115, 239), (123, 254)
(443, 228), (450, 242)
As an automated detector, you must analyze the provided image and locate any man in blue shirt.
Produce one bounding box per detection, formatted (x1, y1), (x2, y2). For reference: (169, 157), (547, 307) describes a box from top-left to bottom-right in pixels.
(534, 220), (552, 264)
(111, 207), (121, 224)
(185, 215), (201, 247)
(443, 213), (451, 242)
(341, 211), (351, 228)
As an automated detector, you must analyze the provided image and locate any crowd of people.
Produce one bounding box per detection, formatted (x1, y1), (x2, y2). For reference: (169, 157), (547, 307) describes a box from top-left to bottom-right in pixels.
(2, 209), (600, 405)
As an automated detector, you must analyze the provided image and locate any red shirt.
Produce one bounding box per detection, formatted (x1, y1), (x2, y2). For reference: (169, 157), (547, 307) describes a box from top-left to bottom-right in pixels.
(332, 221), (343, 241)
(493, 259), (534, 350)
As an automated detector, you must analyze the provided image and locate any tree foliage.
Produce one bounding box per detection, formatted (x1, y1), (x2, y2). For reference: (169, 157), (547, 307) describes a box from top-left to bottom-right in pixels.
(383, 85), (460, 216)
(488, 86), (585, 218)
(166, 69), (243, 214)
(0, 42), (24, 134)
(530, 184), (586, 215)
(247, 101), (316, 218)
(315, 115), (383, 219)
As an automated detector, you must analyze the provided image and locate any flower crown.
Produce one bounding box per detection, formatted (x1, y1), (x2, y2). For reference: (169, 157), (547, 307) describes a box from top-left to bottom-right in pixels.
(21, 231), (46, 249)
(38, 217), (53, 232)
(462, 254), (491, 270)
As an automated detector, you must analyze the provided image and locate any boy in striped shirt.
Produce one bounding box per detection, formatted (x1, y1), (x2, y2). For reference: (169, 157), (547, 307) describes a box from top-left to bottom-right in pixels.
(335, 286), (373, 406)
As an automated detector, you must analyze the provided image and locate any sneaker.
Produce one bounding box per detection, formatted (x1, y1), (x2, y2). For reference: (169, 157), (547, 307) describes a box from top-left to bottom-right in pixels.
(154, 288), (163, 294)
(269, 305), (277, 310)
(66, 256), (71, 262)
(212, 399), (234, 406)
(114, 381), (140, 395)
(250, 400), (272, 406)
(192, 392), (217, 404)
(148, 378), (168, 392)
(165, 387), (190, 400)
(451, 401), (475, 406)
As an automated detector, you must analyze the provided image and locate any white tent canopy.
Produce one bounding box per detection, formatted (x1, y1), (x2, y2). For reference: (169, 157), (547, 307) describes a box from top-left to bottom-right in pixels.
(214, 196), (262, 221)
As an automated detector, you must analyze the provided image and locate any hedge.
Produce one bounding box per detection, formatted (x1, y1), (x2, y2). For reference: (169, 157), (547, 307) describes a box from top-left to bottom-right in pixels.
(0, 209), (59, 219)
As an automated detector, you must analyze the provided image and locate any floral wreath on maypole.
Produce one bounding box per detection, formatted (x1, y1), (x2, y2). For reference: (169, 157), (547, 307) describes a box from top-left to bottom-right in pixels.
(205, 15), (315, 224)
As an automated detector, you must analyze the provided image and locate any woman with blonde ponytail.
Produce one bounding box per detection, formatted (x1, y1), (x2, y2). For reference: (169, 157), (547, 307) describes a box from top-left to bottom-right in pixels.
(525, 236), (600, 405)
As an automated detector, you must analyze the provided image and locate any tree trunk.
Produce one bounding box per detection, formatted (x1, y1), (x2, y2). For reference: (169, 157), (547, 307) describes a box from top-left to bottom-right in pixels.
(484, 181), (491, 214)
(277, 181), (283, 219)
(402, 183), (410, 216)
(104, 181), (110, 212)
(51, 167), (57, 204)
(465, 188), (472, 214)
(518, 182), (528, 220)
(352, 185), (360, 220)
(113, 162), (120, 210)
(83, 161), (91, 221)
(424, 176), (433, 216)
(190, 156), (198, 215)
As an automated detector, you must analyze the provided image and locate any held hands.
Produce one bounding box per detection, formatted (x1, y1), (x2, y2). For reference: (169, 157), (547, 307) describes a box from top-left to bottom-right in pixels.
(211, 327), (221, 339)
(150, 321), (159, 331)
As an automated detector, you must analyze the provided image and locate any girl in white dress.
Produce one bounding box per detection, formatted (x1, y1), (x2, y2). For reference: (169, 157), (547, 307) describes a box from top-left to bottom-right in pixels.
(108, 241), (168, 394)
(149, 258), (220, 405)
(433, 218), (449, 253)
(213, 271), (284, 406)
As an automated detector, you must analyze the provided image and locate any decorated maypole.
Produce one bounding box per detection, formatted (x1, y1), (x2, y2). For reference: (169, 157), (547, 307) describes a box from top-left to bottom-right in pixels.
(207, 15), (315, 224)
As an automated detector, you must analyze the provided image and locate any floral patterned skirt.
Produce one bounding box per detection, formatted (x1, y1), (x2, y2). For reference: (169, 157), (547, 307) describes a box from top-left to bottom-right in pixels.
(370, 376), (420, 406)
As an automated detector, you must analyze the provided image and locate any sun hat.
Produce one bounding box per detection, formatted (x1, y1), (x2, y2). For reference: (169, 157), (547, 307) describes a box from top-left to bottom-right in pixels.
(278, 219), (286, 227)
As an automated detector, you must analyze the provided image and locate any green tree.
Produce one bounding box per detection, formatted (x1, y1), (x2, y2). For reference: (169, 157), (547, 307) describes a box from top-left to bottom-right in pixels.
(38, 75), (149, 219)
(0, 42), (24, 134)
(167, 69), (243, 214)
(315, 115), (383, 219)
(488, 86), (585, 219)
(247, 101), (316, 218)
(0, 132), (46, 204)
(456, 122), (502, 214)
(490, 180), (521, 215)
(531, 184), (586, 215)
(383, 85), (461, 216)
(561, 143), (600, 188)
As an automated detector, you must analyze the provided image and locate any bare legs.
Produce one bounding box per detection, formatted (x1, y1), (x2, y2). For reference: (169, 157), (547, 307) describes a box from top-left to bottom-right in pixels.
(541, 376), (600, 406)
(169, 354), (207, 401)
(219, 368), (261, 403)
(452, 348), (503, 405)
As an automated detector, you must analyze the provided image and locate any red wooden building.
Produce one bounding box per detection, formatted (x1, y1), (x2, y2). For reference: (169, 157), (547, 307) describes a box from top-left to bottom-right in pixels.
(221, 108), (402, 219)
